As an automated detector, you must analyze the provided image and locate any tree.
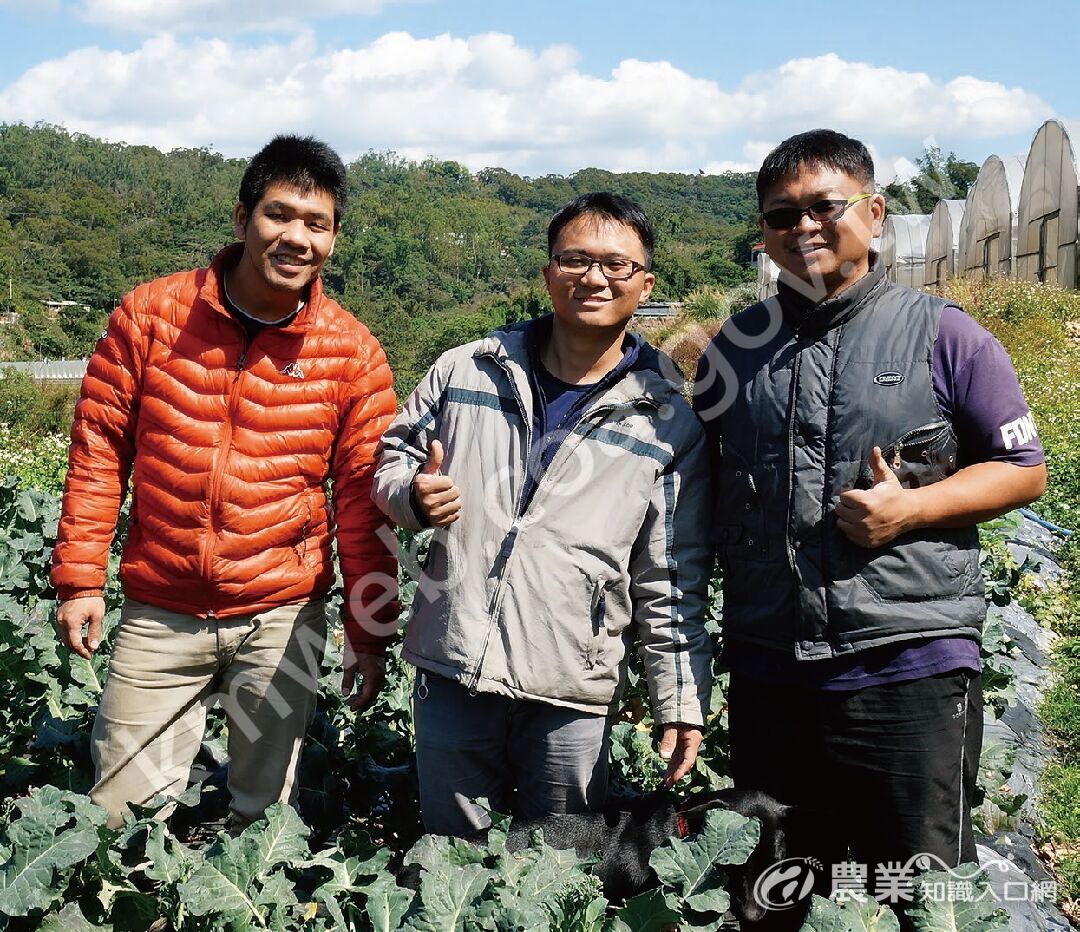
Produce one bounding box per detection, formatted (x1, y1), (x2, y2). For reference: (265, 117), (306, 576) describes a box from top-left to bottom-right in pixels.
(883, 146), (979, 215)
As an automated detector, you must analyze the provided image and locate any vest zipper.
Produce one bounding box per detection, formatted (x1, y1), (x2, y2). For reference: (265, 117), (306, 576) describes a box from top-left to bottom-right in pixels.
(784, 347), (802, 580)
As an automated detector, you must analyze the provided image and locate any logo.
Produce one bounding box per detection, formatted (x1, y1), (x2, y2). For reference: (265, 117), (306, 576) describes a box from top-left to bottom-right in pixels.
(753, 858), (822, 911)
(280, 361), (305, 380)
(873, 371), (905, 386)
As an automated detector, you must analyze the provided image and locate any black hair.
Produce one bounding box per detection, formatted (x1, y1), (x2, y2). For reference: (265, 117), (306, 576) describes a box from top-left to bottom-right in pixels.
(238, 135), (348, 228)
(547, 192), (655, 268)
(755, 129), (875, 207)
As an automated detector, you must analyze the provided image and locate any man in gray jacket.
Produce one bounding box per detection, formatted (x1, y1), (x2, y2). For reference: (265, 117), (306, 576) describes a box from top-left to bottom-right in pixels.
(373, 193), (713, 834)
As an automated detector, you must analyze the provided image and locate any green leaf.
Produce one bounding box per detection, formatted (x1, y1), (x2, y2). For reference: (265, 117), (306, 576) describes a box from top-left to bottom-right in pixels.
(405, 833), (487, 872)
(252, 803), (310, 878)
(404, 862), (491, 931)
(799, 895), (902, 932)
(648, 808), (759, 912)
(362, 873), (414, 932)
(254, 868), (298, 910)
(906, 868), (1010, 932)
(142, 822), (193, 884)
(316, 888), (349, 931)
(308, 847), (389, 897)
(0, 822), (101, 915)
(176, 836), (265, 925)
(614, 888), (682, 932)
(15, 491), (37, 524)
(38, 902), (112, 931)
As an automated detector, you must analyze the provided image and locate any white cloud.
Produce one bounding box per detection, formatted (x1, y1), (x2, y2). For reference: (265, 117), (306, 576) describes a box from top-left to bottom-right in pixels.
(0, 34), (1057, 177)
(733, 54), (1050, 139)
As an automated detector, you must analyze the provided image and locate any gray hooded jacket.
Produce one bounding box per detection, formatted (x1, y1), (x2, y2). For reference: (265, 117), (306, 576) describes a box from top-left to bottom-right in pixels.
(371, 322), (713, 725)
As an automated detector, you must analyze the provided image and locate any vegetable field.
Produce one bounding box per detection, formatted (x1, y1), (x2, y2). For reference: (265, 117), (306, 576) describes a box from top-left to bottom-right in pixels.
(0, 472), (1030, 930)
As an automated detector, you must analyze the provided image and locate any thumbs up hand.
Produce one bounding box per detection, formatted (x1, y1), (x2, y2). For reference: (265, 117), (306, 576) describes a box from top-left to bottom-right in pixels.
(836, 447), (910, 548)
(412, 440), (462, 528)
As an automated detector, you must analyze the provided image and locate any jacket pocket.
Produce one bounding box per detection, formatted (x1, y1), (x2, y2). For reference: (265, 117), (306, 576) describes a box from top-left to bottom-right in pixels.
(294, 495), (314, 566)
(586, 577), (607, 670)
(713, 452), (766, 561)
(854, 420), (957, 489)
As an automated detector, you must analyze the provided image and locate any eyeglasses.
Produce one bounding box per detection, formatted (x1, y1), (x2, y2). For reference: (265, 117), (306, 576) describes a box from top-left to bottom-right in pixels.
(760, 193), (873, 230)
(552, 253), (647, 281)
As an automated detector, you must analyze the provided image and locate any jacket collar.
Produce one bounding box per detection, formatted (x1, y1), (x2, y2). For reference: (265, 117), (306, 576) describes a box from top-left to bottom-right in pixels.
(198, 243), (324, 333)
(473, 314), (681, 408)
(776, 253), (887, 335)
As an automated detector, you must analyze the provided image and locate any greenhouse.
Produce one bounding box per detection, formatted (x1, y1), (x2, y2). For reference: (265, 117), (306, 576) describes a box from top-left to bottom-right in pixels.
(957, 155), (1025, 279)
(1015, 119), (1080, 288)
(881, 214), (931, 288)
(755, 249), (780, 301)
(923, 199), (966, 289)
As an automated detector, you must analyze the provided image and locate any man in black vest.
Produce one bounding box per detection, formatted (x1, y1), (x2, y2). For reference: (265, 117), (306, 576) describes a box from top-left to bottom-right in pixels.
(694, 129), (1046, 922)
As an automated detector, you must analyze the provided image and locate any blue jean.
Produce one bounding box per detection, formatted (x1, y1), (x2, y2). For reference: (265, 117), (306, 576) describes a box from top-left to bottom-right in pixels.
(412, 670), (611, 835)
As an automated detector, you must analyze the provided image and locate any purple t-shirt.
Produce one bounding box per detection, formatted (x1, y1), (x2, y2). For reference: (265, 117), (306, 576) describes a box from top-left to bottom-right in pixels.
(728, 305), (1044, 690)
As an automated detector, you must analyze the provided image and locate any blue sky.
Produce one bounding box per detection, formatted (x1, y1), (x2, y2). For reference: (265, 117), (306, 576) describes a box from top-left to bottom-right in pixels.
(0, 0), (1076, 180)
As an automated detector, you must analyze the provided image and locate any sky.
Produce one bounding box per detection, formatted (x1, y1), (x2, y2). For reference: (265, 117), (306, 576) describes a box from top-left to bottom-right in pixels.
(0, 0), (1077, 183)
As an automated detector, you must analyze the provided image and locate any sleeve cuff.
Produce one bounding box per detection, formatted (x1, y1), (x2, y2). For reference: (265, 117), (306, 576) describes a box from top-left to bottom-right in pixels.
(55, 587), (104, 603)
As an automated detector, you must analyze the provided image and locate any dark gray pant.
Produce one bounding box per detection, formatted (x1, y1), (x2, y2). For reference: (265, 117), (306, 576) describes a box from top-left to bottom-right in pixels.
(729, 671), (983, 891)
(412, 670), (611, 835)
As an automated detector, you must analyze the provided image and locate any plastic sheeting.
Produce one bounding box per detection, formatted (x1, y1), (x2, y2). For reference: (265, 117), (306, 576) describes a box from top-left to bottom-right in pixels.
(923, 199), (966, 289)
(881, 214), (931, 288)
(756, 250), (779, 301)
(1015, 120), (1079, 288)
(957, 155), (1025, 280)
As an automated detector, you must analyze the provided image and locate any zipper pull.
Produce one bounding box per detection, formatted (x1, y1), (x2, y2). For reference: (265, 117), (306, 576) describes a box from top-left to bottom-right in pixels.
(237, 350), (246, 371)
(892, 444), (902, 469)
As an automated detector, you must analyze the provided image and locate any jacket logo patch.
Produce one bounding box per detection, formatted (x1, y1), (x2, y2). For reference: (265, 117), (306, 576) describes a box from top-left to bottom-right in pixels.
(280, 361), (304, 380)
(873, 371), (904, 386)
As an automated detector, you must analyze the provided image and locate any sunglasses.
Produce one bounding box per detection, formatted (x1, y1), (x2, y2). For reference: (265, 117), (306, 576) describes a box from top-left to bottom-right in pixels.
(761, 193), (873, 230)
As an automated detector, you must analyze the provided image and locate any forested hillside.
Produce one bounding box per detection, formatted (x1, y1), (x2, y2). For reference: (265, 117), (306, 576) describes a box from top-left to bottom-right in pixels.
(0, 123), (759, 389)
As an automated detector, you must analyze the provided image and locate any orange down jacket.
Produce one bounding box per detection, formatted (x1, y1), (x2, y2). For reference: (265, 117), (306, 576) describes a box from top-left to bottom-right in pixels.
(51, 244), (399, 654)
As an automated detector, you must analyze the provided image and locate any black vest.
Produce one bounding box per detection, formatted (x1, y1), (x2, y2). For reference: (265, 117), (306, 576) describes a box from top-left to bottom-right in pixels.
(697, 264), (984, 659)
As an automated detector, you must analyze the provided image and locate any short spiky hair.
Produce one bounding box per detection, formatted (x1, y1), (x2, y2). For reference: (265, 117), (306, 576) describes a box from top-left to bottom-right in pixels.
(239, 135), (348, 227)
(756, 129), (875, 207)
(547, 192), (655, 268)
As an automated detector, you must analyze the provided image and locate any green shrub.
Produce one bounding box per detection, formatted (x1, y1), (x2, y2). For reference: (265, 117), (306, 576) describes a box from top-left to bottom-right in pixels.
(942, 278), (1080, 530)
(0, 370), (78, 436)
(0, 427), (68, 496)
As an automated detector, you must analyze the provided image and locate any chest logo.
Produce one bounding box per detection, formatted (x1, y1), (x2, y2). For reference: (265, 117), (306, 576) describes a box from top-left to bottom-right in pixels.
(280, 361), (305, 380)
(873, 371), (904, 387)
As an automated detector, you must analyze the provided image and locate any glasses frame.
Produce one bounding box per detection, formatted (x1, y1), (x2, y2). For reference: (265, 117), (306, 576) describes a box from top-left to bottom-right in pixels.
(760, 192), (874, 231)
(552, 252), (647, 281)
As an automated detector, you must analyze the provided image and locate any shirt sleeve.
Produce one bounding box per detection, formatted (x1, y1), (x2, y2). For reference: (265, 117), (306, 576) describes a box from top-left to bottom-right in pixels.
(933, 305), (1045, 468)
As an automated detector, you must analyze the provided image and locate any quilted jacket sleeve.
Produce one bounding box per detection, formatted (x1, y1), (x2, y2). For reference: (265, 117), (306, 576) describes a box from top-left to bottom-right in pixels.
(51, 294), (144, 601)
(629, 422), (715, 727)
(370, 352), (451, 531)
(332, 329), (400, 656)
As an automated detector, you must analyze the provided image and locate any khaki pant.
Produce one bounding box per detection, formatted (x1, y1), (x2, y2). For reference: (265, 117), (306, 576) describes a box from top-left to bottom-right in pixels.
(90, 598), (327, 828)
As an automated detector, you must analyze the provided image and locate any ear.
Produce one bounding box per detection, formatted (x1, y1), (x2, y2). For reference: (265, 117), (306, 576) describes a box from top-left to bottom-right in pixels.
(541, 260), (554, 291)
(232, 202), (249, 240)
(639, 271), (656, 302)
(869, 193), (886, 238)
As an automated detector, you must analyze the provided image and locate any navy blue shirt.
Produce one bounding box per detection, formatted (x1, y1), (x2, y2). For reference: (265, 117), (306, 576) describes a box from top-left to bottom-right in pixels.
(519, 317), (640, 511)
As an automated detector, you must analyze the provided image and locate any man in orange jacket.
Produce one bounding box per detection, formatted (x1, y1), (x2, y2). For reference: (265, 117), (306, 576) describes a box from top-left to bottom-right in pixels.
(50, 135), (399, 828)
